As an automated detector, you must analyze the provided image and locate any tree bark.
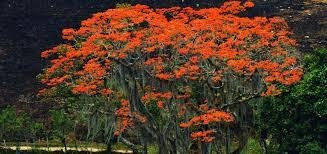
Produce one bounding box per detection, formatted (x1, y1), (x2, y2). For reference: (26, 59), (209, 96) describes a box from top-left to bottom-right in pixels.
(61, 138), (67, 153)
(201, 143), (210, 154)
(143, 140), (148, 154)
(121, 137), (139, 153)
(259, 139), (268, 154)
(158, 133), (169, 154)
(106, 142), (112, 154)
(225, 126), (231, 154)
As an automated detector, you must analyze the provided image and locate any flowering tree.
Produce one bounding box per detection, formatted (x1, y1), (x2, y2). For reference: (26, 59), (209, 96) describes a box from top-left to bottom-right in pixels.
(39, 1), (302, 153)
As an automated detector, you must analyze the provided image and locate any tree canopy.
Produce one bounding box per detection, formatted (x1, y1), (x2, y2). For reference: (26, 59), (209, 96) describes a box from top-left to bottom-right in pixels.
(38, 1), (303, 153)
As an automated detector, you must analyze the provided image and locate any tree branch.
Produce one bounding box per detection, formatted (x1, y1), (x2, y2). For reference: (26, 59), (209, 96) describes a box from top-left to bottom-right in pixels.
(221, 93), (260, 109)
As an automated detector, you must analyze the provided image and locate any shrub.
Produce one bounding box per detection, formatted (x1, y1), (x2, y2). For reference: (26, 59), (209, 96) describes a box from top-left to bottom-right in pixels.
(49, 109), (74, 151)
(256, 48), (327, 153)
(0, 107), (43, 142)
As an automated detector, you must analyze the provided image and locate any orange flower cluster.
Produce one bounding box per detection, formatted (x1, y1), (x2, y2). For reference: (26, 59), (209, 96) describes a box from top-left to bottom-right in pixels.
(114, 99), (133, 136)
(42, 75), (70, 86)
(190, 130), (215, 142)
(174, 62), (201, 80)
(178, 108), (234, 142)
(72, 60), (107, 95)
(114, 99), (147, 135)
(218, 1), (254, 14)
(180, 109), (234, 128)
(100, 89), (113, 96)
(62, 28), (75, 40)
(261, 85), (281, 96)
(141, 92), (172, 108)
(141, 92), (173, 102)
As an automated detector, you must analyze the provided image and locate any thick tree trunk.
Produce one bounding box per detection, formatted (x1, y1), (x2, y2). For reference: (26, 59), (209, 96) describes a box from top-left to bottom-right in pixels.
(158, 134), (169, 154)
(169, 138), (177, 154)
(201, 143), (210, 154)
(259, 139), (268, 154)
(46, 137), (49, 151)
(61, 138), (67, 152)
(106, 142), (112, 154)
(140, 129), (148, 154)
(143, 140), (148, 154)
(260, 130), (268, 154)
(225, 126), (231, 154)
(121, 137), (139, 153)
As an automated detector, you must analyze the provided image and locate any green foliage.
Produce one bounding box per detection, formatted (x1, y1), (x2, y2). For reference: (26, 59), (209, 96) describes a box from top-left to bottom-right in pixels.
(26, 120), (44, 141)
(147, 144), (159, 154)
(49, 109), (74, 141)
(0, 107), (26, 141)
(0, 107), (43, 142)
(240, 138), (262, 154)
(299, 142), (326, 154)
(298, 48), (327, 117)
(255, 48), (327, 153)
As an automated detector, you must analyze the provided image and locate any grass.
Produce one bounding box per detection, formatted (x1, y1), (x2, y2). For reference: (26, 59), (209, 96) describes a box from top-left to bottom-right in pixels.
(148, 145), (159, 154)
(241, 138), (263, 154)
(111, 142), (129, 150)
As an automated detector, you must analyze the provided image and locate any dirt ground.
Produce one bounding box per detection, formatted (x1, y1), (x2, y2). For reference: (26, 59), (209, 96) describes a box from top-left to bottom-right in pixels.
(0, 0), (326, 112)
(1, 146), (133, 153)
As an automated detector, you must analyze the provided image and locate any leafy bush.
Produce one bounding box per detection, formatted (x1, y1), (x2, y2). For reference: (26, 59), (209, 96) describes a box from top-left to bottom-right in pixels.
(299, 142), (326, 154)
(49, 109), (74, 150)
(256, 48), (327, 153)
(0, 107), (43, 142)
(0, 107), (26, 141)
(241, 138), (262, 154)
